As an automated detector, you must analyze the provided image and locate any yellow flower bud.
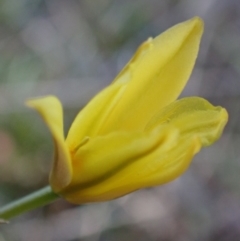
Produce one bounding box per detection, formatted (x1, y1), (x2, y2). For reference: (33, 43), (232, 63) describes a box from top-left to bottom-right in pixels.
(26, 17), (228, 204)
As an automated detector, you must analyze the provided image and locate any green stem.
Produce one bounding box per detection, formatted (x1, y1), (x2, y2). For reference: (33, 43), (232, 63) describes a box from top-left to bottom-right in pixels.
(0, 186), (59, 220)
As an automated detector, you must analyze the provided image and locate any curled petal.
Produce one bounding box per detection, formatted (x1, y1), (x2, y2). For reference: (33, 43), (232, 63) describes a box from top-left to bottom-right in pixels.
(60, 127), (200, 204)
(145, 97), (228, 146)
(26, 96), (72, 192)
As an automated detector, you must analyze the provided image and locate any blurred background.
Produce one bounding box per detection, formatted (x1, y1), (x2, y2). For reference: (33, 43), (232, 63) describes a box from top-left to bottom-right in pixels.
(0, 0), (239, 240)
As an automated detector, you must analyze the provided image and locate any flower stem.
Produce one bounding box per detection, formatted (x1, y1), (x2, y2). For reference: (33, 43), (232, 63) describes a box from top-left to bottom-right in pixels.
(0, 186), (59, 220)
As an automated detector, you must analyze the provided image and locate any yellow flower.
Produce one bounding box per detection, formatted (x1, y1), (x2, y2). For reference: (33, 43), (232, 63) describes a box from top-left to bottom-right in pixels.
(26, 17), (228, 204)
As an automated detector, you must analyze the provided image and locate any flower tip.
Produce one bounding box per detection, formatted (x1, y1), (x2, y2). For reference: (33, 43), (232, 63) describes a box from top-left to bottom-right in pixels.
(25, 99), (35, 108)
(219, 107), (229, 131)
(25, 95), (61, 109)
(193, 136), (202, 154)
(189, 16), (204, 32)
(222, 107), (229, 122)
(216, 106), (228, 126)
(191, 16), (203, 23)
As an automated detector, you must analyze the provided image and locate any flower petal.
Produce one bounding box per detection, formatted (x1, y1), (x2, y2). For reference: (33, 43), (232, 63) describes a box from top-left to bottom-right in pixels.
(65, 17), (204, 146)
(98, 17), (204, 133)
(60, 128), (200, 204)
(71, 126), (178, 183)
(145, 97), (228, 146)
(26, 96), (72, 192)
(66, 82), (126, 151)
